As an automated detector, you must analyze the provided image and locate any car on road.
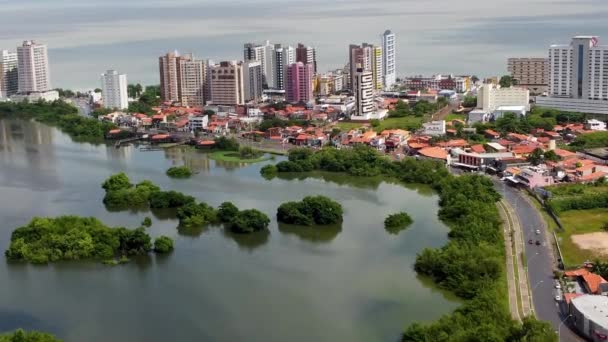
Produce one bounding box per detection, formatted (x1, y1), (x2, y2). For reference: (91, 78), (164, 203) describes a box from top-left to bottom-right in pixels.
(528, 239), (534, 244)
(535, 229), (541, 234)
(555, 283), (561, 289)
(535, 240), (541, 246)
(555, 295), (561, 301)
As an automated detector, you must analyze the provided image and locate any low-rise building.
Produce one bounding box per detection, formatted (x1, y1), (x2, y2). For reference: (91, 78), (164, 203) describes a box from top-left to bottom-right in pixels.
(477, 83), (530, 113)
(188, 115), (209, 131)
(570, 295), (608, 341)
(514, 166), (554, 188)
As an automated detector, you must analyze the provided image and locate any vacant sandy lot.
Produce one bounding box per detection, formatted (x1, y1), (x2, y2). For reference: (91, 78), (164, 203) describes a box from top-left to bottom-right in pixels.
(572, 233), (608, 256)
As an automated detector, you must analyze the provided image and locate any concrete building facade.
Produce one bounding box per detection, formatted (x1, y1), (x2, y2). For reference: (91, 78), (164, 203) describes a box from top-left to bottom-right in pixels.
(17, 40), (50, 93)
(286, 62), (313, 104)
(382, 30), (396, 89)
(349, 44), (373, 90)
(540, 36), (608, 115)
(371, 45), (383, 90)
(296, 43), (317, 74)
(507, 57), (549, 95)
(273, 45), (295, 90)
(209, 61), (244, 106)
(160, 52), (207, 106)
(353, 67), (375, 119)
(243, 60), (263, 102)
(159, 51), (181, 103)
(100, 70), (128, 110)
(244, 41), (275, 88)
(178, 55), (206, 107)
(0, 50), (18, 98)
(477, 83), (530, 112)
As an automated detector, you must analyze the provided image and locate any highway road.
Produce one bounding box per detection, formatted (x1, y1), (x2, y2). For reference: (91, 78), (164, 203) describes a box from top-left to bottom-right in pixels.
(494, 180), (584, 341)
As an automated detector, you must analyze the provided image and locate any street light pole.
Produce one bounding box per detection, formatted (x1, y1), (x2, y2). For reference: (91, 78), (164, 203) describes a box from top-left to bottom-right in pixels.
(558, 314), (571, 341)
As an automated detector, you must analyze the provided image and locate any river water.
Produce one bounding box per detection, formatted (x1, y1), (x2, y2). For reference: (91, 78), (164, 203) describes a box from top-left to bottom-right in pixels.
(0, 119), (459, 342)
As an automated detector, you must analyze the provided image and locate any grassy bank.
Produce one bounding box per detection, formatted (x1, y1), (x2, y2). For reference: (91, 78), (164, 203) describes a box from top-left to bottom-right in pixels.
(374, 116), (425, 132)
(558, 208), (608, 265)
(208, 150), (271, 163)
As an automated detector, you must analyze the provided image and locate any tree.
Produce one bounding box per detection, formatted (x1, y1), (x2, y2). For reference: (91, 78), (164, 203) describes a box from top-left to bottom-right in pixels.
(94, 88), (102, 93)
(102, 172), (132, 191)
(527, 148), (545, 166)
(543, 150), (560, 162)
(153, 236), (174, 253)
(471, 75), (479, 83)
(384, 212), (414, 235)
(228, 209), (270, 233)
(214, 137), (240, 151)
(166, 166), (192, 178)
(277, 196), (343, 226)
(218, 202), (239, 223)
(0, 329), (62, 342)
(462, 96), (477, 108)
(260, 165), (278, 179)
(141, 217), (152, 227)
(499, 75), (517, 88)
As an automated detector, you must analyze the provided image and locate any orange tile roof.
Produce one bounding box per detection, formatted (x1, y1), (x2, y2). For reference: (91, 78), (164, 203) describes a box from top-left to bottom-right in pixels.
(109, 129), (121, 134)
(564, 268), (590, 278)
(582, 273), (608, 294)
(554, 149), (576, 158)
(418, 147), (448, 160)
(578, 172), (606, 182)
(485, 129), (500, 136)
(408, 142), (429, 149)
(471, 144), (485, 153)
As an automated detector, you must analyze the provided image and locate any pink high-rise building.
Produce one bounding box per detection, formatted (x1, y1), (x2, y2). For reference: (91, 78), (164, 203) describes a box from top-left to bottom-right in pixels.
(286, 62), (313, 104)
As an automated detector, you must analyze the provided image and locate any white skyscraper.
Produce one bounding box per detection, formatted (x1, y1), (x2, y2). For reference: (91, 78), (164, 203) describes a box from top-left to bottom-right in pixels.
(537, 36), (608, 114)
(243, 60), (263, 102)
(274, 45), (295, 90)
(244, 41), (277, 89)
(354, 67), (375, 118)
(0, 50), (18, 98)
(101, 70), (128, 110)
(17, 40), (50, 93)
(382, 30), (397, 89)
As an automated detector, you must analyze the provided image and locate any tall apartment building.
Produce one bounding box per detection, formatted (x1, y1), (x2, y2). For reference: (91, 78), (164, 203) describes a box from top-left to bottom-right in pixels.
(178, 54), (206, 107)
(17, 40), (50, 93)
(296, 43), (317, 74)
(536, 36), (608, 115)
(209, 61), (244, 106)
(159, 51), (181, 103)
(371, 45), (383, 90)
(100, 70), (128, 110)
(159, 52), (207, 106)
(243, 61), (263, 102)
(0, 50), (18, 98)
(286, 62), (313, 104)
(349, 44), (372, 90)
(244, 41), (274, 88)
(273, 45), (295, 90)
(507, 57), (549, 95)
(353, 67), (375, 118)
(382, 30), (397, 89)
(349, 43), (382, 91)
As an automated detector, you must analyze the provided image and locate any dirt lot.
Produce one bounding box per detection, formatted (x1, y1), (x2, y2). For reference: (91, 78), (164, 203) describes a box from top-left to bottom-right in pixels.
(572, 232), (608, 256)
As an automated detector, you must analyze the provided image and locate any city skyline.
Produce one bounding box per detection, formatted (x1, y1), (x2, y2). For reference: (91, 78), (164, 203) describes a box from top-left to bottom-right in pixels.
(1, 0), (607, 89)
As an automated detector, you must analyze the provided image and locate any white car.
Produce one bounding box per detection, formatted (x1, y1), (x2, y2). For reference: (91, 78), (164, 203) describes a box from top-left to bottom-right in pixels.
(535, 229), (541, 234)
(555, 295), (561, 301)
(555, 283), (561, 289)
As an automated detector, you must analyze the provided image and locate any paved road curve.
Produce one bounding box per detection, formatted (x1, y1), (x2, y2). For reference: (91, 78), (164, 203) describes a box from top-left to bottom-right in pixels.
(494, 180), (583, 342)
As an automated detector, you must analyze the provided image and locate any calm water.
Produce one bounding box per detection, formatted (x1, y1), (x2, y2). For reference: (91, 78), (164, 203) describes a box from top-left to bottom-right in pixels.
(0, 119), (459, 342)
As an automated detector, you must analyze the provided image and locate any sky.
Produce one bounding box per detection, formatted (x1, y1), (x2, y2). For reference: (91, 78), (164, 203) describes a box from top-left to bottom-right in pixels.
(1, 0), (607, 89)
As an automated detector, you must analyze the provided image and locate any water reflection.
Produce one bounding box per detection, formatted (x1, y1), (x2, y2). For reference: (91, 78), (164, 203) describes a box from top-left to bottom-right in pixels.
(176, 223), (213, 238)
(278, 222), (342, 243)
(221, 228), (270, 252)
